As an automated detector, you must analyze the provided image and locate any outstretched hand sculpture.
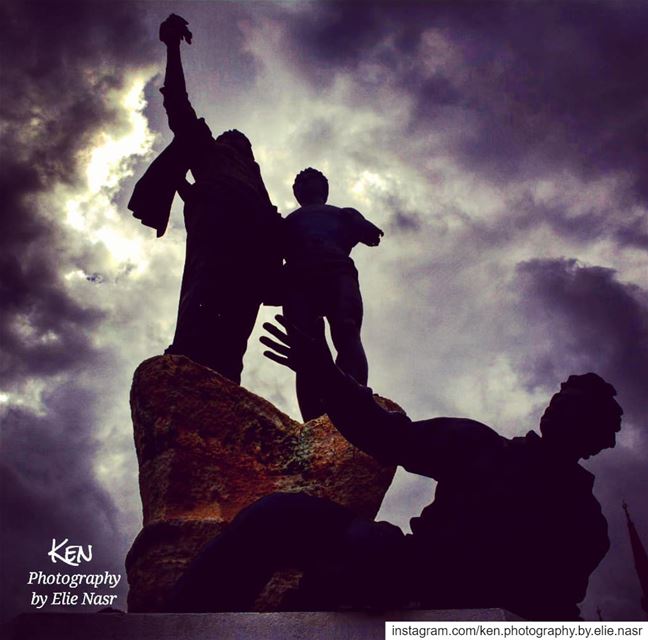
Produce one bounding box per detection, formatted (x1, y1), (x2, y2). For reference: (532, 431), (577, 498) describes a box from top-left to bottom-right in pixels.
(167, 315), (622, 620)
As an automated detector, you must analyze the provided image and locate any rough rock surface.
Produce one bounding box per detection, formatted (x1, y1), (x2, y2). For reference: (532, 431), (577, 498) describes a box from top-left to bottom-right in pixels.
(126, 355), (400, 612)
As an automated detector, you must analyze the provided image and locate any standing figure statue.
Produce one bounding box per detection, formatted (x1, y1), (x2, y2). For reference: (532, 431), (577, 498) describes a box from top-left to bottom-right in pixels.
(283, 168), (383, 420)
(129, 14), (281, 383)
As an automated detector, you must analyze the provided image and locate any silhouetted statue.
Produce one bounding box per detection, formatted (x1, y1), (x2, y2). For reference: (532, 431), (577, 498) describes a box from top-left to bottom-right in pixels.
(169, 317), (622, 620)
(282, 169), (383, 420)
(128, 14), (281, 383)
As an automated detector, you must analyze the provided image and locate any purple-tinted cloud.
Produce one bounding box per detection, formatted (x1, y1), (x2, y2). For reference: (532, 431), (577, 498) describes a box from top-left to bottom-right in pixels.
(516, 258), (648, 432)
(514, 258), (648, 620)
(0, 385), (129, 620)
(284, 2), (648, 212)
(0, 0), (155, 385)
(0, 0), (157, 622)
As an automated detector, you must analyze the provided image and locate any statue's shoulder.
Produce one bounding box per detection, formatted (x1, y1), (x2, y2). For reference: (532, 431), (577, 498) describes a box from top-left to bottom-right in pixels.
(416, 417), (505, 452)
(286, 204), (340, 218)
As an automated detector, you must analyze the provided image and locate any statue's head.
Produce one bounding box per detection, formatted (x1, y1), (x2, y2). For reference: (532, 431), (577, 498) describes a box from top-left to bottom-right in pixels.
(293, 168), (329, 206)
(539, 373), (622, 460)
(216, 129), (254, 161)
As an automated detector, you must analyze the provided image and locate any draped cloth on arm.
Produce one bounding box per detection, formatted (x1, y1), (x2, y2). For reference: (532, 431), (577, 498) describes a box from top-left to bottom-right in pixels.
(127, 85), (212, 237)
(128, 139), (187, 237)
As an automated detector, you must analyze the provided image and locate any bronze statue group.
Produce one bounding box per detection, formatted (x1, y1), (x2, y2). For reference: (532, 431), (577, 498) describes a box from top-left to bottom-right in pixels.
(129, 15), (623, 621)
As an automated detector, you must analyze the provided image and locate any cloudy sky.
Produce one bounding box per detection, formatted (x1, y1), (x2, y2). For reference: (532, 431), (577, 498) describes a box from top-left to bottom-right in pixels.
(1, 0), (647, 623)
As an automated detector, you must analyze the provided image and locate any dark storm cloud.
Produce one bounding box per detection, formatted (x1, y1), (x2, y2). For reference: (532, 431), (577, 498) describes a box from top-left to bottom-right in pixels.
(0, 385), (129, 620)
(514, 258), (648, 620)
(515, 258), (648, 431)
(0, 0), (156, 386)
(380, 194), (422, 233)
(284, 1), (648, 210)
(0, 0), (157, 621)
(586, 451), (648, 620)
(434, 186), (648, 268)
(506, 192), (648, 252)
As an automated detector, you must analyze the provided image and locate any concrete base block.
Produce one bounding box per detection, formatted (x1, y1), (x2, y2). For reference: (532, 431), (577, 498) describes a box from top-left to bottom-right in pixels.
(4, 609), (520, 640)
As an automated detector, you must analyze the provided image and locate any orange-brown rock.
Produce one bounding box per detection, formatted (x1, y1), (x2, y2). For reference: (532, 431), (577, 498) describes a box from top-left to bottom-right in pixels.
(125, 355), (400, 612)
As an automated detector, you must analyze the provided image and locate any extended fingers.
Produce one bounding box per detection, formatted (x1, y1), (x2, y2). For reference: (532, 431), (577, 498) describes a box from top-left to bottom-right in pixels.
(263, 350), (295, 370)
(259, 335), (290, 357)
(262, 320), (291, 345)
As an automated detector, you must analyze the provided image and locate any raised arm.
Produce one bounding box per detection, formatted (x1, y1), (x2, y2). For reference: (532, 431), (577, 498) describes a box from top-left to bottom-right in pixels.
(159, 14), (199, 136)
(260, 316), (502, 480)
(312, 357), (501, 479)
(343, 207), (384, 247)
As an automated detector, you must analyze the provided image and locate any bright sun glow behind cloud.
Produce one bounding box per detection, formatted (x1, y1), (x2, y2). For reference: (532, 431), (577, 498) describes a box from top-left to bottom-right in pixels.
(63, 71), (157, 273)
(85, 76), (154, 193)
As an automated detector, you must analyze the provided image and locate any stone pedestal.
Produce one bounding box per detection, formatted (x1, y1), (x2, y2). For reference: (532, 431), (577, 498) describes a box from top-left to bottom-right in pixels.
(126, 355), (400, 612)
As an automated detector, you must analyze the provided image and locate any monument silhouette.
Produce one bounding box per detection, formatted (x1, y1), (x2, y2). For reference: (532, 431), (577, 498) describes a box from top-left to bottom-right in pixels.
(166, 317), (623, 621)
(128, 14), (281, 383)
(124, 13), (622, 625)
(282, 168), (384, 420)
